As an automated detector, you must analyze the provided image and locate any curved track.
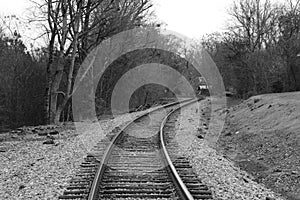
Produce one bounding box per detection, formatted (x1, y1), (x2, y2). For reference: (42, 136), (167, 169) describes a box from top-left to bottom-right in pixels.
(59, 99), (213, 200)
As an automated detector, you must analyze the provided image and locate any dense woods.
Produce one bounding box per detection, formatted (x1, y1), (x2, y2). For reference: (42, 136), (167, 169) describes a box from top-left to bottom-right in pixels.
(201, 0), (300, 98)
(0, 0), (300, 131)
(0, 30), (46, 131)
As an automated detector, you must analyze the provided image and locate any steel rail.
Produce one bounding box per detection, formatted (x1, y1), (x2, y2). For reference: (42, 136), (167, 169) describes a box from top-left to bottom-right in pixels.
(87, 98), (194, 200)
(159, 98), (200, 200)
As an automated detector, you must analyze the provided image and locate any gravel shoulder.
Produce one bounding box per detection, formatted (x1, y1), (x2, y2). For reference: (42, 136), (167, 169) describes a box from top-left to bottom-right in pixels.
(174, 99), (285, 200)
(0, 109), (150, 200)
(1, 96), (297, 200)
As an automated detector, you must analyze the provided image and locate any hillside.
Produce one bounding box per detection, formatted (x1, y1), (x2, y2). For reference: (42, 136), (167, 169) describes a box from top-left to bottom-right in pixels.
(217, 92), (300, 200)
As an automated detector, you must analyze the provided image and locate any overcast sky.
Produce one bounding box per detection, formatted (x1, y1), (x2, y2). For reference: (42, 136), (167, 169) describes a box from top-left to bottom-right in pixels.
(153, 0), (233, 38)
(0, 0), (237, 45)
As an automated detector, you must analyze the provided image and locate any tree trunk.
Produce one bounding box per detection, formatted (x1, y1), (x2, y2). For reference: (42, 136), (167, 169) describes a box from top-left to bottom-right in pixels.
(44, 14), (56, 124)
(290, 62), (300, 91)
(55, 1), (82, 124)
(286, 58), (297, 91)
(49, 56), (65, 124)
(44, 77), (52, 124)
(47, 0), (68, 124)
(54, 105), (63, 124)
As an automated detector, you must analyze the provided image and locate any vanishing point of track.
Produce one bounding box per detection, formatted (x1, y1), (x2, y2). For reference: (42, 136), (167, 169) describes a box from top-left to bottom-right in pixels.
(59, 99), (213, 200)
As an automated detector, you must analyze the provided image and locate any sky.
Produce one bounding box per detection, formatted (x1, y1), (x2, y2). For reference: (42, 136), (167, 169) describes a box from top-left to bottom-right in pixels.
(0, 0), (29, 15)
(0, 0), (236, 46)
(153, 0), (233, 39)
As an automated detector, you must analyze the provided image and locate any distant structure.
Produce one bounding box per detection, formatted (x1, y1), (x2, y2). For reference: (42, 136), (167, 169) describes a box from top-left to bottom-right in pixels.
(198, 77), (209, 95)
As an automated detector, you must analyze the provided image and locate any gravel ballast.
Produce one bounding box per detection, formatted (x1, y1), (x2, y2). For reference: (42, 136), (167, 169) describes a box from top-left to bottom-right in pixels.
(0, 110), (148, 200)
(174, 100), (285, 200)
(0, 99), (288, 200)
(0, 104), (175, 200)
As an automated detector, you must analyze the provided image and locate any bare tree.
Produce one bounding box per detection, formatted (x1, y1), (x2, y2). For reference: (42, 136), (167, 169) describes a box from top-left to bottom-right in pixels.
(277, 0), (300, 90)
(32, 0), (154, 124)
(228, 0), (278, 52)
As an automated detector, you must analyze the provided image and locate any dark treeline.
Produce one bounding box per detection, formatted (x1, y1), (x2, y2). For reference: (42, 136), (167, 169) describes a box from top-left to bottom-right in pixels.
(0, 31), (46, 131)
(0, 0), (169, 130)
(96, 48), (201, 116)
(1, 0), (300, 131)
(201, 0), (300, 98)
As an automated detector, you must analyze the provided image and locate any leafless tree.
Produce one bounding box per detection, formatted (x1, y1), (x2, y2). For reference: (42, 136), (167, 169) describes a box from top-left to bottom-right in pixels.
(228, 0), (278, 52)
(277, 0), (300, 90)
(31, 0), (154, 124)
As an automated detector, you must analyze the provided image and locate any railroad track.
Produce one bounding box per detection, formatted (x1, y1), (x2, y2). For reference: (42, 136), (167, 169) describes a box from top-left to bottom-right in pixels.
(59, 99), (213, 200)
